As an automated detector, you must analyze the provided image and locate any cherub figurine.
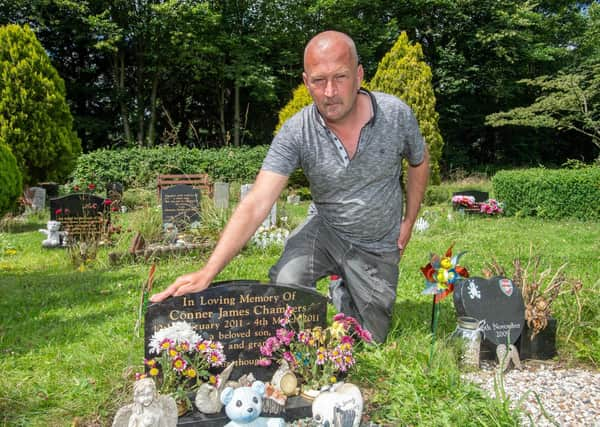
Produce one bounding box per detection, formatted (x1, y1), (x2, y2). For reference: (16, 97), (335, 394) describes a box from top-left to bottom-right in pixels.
(112, 378), (177, 427)
(39, 220), (66, 248)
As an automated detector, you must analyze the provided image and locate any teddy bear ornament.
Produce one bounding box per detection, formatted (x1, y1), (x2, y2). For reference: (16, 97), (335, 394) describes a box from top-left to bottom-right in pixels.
(220, 380), (285, 427)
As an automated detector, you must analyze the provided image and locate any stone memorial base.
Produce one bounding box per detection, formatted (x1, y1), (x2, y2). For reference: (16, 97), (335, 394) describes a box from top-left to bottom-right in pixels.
(177, 395), (312, 427)
(517, 317), (557, 360)
(478, 318), (557, 362)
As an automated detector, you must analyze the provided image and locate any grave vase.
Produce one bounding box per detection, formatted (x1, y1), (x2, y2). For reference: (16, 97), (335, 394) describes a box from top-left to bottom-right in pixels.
(518, 317), (557, 360)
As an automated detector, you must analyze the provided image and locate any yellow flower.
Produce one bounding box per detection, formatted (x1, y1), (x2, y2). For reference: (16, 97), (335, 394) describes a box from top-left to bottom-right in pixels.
(440, 257), (452, 269)
(329, 321), (346, 339)
(329, 376), (337, 384)
(312, 327), (324, 343)
(185, 368), (197, 378)
(149, 367), (159, 376)
(208, 375), (218, 385)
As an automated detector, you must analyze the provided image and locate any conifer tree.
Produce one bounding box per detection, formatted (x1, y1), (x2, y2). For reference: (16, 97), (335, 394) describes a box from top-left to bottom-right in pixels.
(0, 142), (22, 215)
(274, 84), (312, 134)
(0, 24), (81, 184)
(369, 32), (443, 184)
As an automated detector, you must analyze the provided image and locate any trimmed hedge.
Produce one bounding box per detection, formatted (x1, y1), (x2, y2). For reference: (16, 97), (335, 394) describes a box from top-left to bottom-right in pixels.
(71, 146), (270, 190)
(492, 168), (600, 220)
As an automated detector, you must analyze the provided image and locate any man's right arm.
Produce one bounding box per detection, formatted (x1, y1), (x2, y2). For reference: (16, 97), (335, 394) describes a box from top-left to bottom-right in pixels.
(150, 170), (289, 302)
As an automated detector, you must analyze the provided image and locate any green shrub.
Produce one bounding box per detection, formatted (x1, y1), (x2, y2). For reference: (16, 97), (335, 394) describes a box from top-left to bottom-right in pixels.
(424, 185), (451, 206)
(71, 146), (269, 190)
(0, 24), (81, 184)
(0, 142), (22, 215)
(492, 168), (600, 219)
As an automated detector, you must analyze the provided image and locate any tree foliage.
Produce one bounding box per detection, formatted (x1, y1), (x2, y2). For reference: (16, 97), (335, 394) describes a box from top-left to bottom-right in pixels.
(0, 24), (81, 184)
(274, 84), (312, 134)
(0, 142), (22, 215)
(369, 32), (444, 184)
(486, 3), (600, 157)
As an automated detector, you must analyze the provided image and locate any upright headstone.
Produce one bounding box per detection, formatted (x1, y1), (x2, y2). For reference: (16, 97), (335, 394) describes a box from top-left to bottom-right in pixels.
(161, 184), (200, 230)
(49, 193), (110, 241)
(145, 281), (327, 381)
(29, 187), (46, 212)
(240, 184), (277, 228)
(107, 182), (124, 201)
(454, 276), (525, 347)
(38, 182), (59, 197)
(214, 182), (230, 210)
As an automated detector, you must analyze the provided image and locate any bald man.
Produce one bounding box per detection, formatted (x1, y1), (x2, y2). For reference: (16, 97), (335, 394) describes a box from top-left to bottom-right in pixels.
(151, 31), (429, 342)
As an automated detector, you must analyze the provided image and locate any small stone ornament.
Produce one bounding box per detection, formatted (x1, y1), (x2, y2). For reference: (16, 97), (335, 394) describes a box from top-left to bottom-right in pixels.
(112, 378), (177, 427)
(496, 344), (521, 372)
(194, 362), (235, 414)
(220, 380), (285, 427)
(39, 220), (66, 248)
(311, 382), (363, 427)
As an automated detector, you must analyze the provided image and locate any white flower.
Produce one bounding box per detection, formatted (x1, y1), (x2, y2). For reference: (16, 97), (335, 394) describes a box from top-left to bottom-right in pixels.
(148, 321), (201, 354)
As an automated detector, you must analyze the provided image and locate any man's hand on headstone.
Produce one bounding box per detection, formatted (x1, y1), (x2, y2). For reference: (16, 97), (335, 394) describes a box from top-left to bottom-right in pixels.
(150, 270), (211, 302)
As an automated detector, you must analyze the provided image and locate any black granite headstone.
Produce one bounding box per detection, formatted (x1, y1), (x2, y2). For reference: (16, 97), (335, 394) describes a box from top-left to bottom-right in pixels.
(161, 184), (200, 230)
(145, 281), (327, 381)
(49, 193), (109, 240)
(454, 276), (525, 346)
(50, 193), (108, 220)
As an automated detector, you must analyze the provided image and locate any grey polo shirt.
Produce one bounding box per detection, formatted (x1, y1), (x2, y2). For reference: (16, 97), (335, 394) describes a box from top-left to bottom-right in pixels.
(262, 89), (425, 252)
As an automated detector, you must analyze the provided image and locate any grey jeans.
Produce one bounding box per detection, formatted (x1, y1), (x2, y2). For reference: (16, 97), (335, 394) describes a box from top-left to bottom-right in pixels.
(269, 215), (400, 342)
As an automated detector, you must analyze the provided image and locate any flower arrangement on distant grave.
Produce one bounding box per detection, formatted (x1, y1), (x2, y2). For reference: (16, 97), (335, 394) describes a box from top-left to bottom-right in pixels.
(257, 307), (372, 391)
(451, 194), (476, 209)
(251, 225), (290, 249)
(139, 321), (227, 413)
(479, 198), (504, 215)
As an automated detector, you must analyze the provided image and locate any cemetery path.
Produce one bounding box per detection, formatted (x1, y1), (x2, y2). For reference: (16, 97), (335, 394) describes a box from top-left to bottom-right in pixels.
(463, 360), (600, 426)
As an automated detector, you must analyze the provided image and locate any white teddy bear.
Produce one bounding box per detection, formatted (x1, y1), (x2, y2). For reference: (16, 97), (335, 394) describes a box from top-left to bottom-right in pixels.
(39, 220), (66, 248)
(220, 381), (285, 427)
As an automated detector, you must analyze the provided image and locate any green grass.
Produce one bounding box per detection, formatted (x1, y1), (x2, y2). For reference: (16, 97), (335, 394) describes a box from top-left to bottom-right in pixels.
(0, 193), (598, 426)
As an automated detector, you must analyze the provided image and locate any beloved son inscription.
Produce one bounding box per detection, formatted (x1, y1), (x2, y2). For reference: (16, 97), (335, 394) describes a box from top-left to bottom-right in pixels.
(145, 280), (327, 380)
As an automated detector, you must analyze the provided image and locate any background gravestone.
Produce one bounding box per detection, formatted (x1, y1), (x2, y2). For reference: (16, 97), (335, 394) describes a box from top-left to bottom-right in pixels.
(49, 193), (109, 241)
(454, 276), (525, 347)
(29, 186), (46, 211)
(214, 182), (229, 210)
(161, 184), (200, 230)
(145, 280), (327, 381)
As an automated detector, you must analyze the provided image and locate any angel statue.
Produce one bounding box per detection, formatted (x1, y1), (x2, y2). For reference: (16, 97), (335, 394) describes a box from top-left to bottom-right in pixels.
(112, 378), (177, 427)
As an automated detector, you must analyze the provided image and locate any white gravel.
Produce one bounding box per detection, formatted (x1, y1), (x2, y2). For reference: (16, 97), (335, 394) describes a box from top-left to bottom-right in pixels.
(463, 360), (600, 426)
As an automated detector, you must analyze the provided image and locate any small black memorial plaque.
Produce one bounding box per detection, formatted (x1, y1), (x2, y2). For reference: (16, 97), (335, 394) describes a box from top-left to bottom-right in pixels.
(161, 184), (200, 230)
(145, 280), (327, 381)
(454, 276), (525, 346)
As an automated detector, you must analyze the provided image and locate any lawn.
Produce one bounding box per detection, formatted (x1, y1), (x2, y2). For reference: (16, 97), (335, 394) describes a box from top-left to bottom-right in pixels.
(0, 195), (598, 426)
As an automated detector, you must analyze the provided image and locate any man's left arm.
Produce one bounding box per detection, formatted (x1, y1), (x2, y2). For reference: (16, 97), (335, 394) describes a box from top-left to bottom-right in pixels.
(398, 147), (429, 252)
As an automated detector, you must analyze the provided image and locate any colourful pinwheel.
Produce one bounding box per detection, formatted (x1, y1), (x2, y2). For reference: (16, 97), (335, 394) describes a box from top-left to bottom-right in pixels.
(421, 244), (469, 303)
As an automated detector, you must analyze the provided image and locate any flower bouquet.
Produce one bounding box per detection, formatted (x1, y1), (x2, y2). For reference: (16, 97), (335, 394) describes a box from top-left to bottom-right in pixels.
(451, 194), (476, 209)
(257, 306), (372, 392)
(138, 321), (226, 413)
(479, 198), (504, 215)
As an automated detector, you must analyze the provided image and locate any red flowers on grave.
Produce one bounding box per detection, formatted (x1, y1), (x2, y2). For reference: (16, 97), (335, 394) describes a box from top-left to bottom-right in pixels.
(258, 306), (372, 390)
(87, 183), (96, 191)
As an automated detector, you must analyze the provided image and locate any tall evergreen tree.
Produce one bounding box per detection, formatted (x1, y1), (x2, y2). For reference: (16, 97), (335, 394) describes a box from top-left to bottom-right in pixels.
(0, 24), (81, 184)
(0, 142), (22, 215)
(369, 32), (443, 184)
